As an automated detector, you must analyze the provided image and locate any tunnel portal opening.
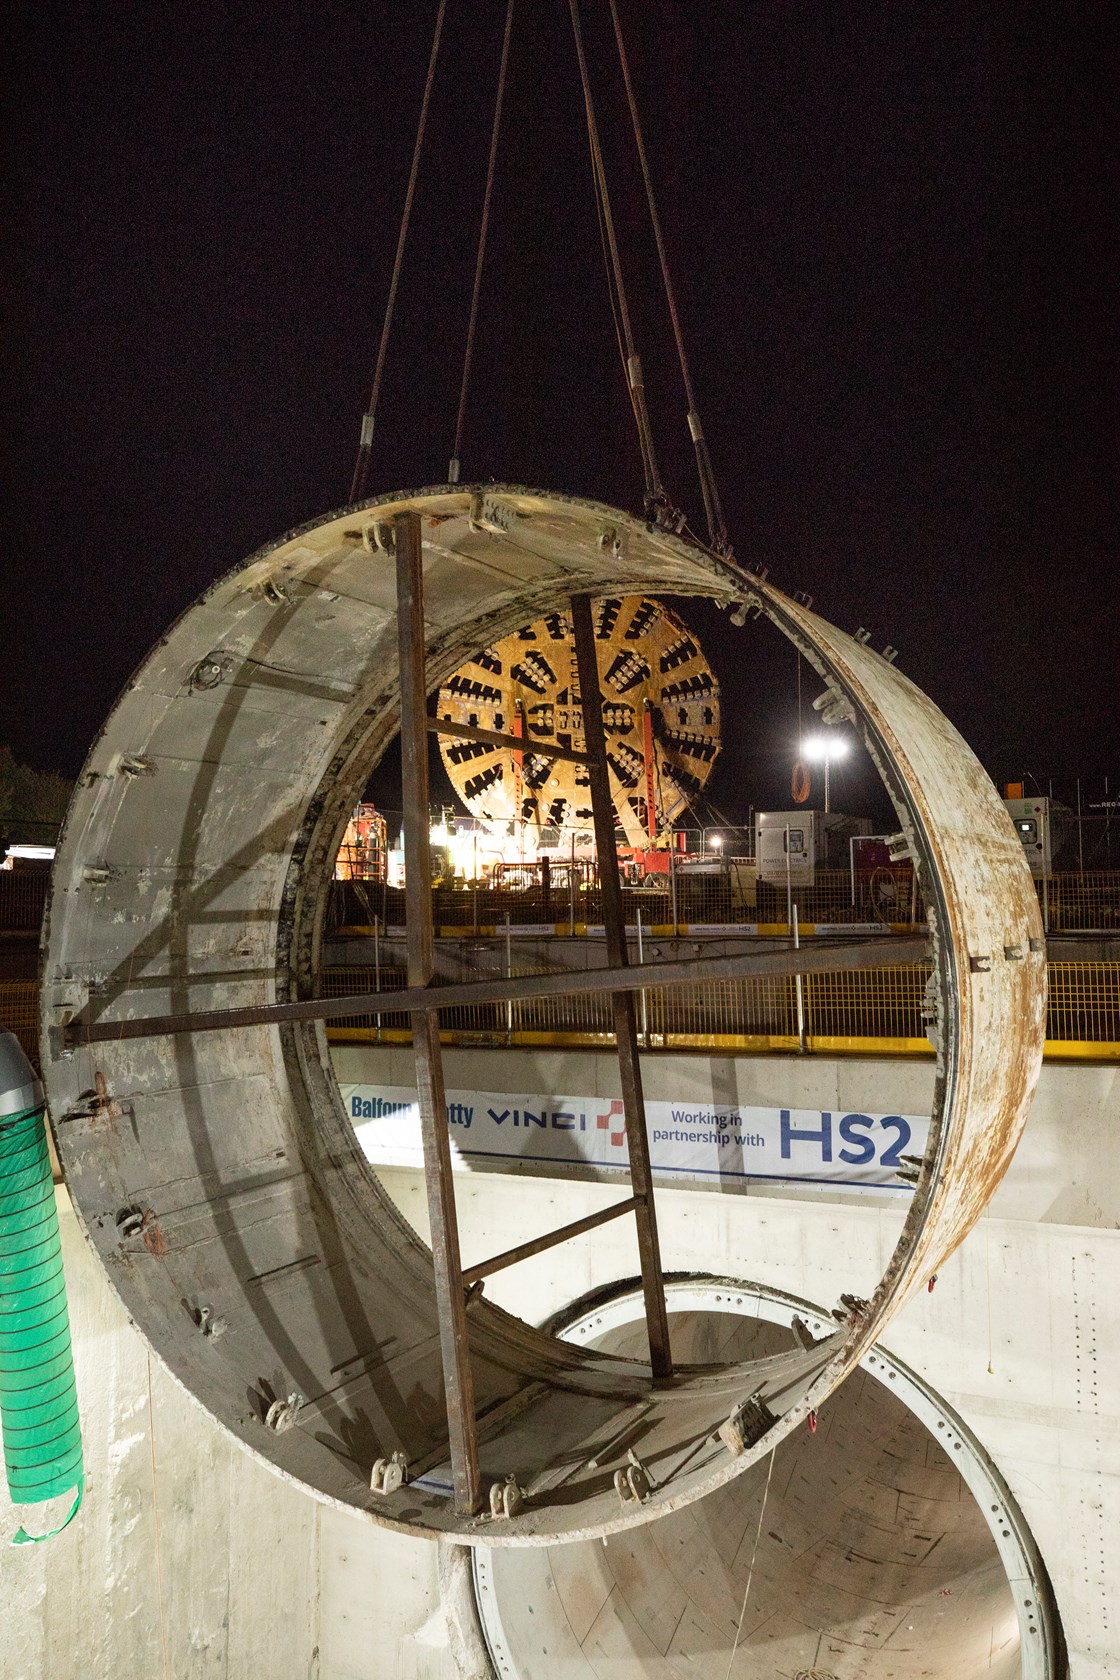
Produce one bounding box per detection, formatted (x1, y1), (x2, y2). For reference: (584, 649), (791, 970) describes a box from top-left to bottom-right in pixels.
(472, 1279), (1062, 1680)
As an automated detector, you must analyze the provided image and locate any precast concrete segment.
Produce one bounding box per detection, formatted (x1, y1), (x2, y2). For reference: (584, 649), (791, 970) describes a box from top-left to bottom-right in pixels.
(471, 1282), (1063, 1680)
(39, 487), (1046, 1544)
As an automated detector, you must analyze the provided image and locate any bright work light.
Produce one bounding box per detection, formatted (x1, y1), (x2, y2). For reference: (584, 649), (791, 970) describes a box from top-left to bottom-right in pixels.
(803, 735), (849, 763)
(801, 734), (849, 810)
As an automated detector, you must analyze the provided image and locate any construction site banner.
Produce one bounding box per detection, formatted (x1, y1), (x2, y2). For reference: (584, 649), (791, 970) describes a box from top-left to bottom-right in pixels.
(339, 1083), (929, 1191)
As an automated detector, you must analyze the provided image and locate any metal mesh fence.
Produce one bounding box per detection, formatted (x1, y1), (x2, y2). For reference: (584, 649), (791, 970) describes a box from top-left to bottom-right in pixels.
(317, 961), (1120, 1054)
(327, 866), (1120, 934)
(3, 925), (1117, 1066)
(1047, 962), (1120, 1043)
(1040, 873), (1120, 932)
(752, 869), (922, 926)
(0, 872), (48, 932)
(326, 866), (927, 931)
(0, 983), (39, 1070)
(4, 860), (1117, 939)
(801, 965), (932, 1041)
(2, 965), (1116, 1064)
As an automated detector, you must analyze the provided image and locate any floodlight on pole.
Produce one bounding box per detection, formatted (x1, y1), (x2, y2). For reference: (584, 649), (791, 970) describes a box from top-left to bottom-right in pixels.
(803, 734), (850, 813)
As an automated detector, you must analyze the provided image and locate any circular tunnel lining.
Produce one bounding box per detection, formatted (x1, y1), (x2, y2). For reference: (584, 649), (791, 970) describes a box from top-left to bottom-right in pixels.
(41, 487), (1046, 1542)
(472, 1279), (1064, 1679)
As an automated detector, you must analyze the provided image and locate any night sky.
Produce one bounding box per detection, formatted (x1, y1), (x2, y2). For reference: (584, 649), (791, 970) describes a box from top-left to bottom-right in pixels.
(4, 2), (1117, 828)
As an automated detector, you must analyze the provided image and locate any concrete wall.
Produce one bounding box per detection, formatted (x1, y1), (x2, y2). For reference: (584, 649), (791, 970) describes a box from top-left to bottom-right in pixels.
(4, 1053), (1117, 1679)
(331, 1043), (1119, 1229)
(343, 1045), (1120, 1679)
(0, 1192), (457, 1680)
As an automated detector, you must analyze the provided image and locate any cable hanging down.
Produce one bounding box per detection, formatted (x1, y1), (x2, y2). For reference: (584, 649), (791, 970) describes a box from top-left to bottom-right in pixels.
(449, 0), (515, 484)
(348, 0), (729, 554)
(567, 0), (679, 529)
(608, 0), (730, 556)
(349, 0), (448, 506)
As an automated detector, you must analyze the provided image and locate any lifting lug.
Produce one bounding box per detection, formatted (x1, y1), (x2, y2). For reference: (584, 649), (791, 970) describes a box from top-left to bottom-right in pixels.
(718, 1392), (776, 1456)
(370, 1450), (410, 1496)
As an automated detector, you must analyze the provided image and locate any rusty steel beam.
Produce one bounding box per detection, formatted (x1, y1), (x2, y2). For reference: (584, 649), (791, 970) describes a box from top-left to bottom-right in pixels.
(427, 716), (594, 766)
(395, 510), (482, 1518)
(571, 591), (672, 1380)
(460, 1197), (641, 1288)
(63, 936), (930, 1046)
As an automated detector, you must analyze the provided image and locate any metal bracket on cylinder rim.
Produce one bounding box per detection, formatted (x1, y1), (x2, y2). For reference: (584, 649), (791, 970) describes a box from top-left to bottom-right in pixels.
(488, 1475), (525, 1520)
(263, 1392), (304, 1433)
(791, 1315), (824, 1351)
(718, 1391), (777, 1457)
(812, 688), (856, 728)
(363, 520), (398, 555)
(613, 1451), (653, 1506)
(370, 1450), (410, 1497)
(833, 1293), (871, 1327)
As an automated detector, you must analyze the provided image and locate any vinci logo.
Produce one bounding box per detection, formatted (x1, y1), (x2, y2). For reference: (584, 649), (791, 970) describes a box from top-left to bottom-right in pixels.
(596, 1100), (627, 1149)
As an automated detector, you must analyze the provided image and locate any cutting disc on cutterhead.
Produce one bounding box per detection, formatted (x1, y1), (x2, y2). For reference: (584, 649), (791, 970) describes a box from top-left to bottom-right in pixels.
(435, 596), (720, 845)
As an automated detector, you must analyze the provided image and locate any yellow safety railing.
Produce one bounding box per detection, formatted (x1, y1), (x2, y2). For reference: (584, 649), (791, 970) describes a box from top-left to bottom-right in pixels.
(1045, 961), (1120, 1054)
(2, 960), (1114, 1061)
(316, 961), (1120, 1061)
(3, 967), (1116, 1070)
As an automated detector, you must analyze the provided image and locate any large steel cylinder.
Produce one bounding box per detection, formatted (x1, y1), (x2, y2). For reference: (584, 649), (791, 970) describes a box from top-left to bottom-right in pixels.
(39, 487), (1045, 1543)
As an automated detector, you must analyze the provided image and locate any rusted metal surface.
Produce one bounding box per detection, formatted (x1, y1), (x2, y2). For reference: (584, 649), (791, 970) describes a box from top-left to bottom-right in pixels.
(460, 1196), (640, 1288)
(761, 592), (1047, 1299)
(40, 486), (1045, 1545)
(396, 510), (482, 1516)
(571, 591), (672, 1379)
(62, 934), (931, 1047)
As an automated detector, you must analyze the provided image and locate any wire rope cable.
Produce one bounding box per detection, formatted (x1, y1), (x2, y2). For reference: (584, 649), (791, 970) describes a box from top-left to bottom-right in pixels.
(448, 0), (516, 484)
(567, 0), (673, 523)
(349, 0), (448, 504)
(724, 1445), (777, 1680)
(586, 111), (636, 463)
(608, 0), (730, 554)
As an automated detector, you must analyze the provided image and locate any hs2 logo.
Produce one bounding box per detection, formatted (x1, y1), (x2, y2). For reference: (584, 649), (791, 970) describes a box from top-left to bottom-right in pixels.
(780, 1109), (913, 1167)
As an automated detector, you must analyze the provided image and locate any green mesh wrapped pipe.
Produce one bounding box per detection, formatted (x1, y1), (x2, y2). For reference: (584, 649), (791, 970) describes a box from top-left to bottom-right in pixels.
(0, 1031), (83, 1543)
